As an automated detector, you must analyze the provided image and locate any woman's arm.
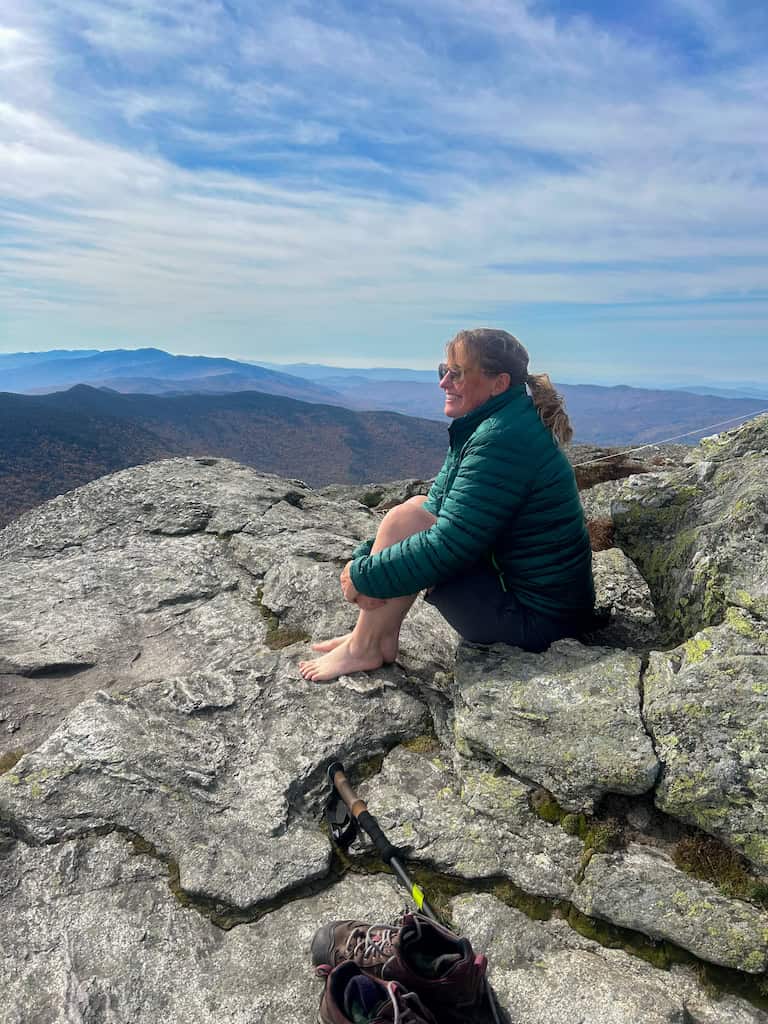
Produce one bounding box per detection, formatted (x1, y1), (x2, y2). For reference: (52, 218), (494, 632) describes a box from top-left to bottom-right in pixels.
(349, 431), (533, 599)
(422, 454), (450, 516)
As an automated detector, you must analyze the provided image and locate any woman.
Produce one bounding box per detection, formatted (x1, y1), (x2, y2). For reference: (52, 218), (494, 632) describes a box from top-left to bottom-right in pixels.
(299, 328), (594, 683)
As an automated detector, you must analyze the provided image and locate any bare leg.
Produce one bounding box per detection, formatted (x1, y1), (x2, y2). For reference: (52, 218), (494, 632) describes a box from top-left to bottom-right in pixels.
(299, 497), (435, 681)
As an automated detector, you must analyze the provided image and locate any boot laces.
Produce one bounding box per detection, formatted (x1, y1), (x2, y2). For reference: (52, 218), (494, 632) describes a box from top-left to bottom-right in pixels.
(385, 983), (430, 1024)
(345, 922), (398, 967)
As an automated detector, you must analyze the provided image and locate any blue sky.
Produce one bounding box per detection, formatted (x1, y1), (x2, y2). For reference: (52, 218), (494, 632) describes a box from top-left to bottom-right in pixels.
(1, 0), (766, 385)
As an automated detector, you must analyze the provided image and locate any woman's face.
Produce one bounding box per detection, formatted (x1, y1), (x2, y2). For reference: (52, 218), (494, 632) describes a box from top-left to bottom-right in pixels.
(439, 359), (508, 418)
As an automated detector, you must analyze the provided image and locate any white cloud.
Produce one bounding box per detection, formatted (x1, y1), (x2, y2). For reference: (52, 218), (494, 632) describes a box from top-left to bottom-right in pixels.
(0, 1), (766, 375)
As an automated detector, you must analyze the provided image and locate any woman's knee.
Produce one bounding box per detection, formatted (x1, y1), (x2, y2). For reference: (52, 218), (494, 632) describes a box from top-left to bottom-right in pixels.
(376, 496), (435, 543)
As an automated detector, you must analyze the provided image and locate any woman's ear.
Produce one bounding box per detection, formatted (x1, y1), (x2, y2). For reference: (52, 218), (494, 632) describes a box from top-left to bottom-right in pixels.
(492, 372), (511, 395)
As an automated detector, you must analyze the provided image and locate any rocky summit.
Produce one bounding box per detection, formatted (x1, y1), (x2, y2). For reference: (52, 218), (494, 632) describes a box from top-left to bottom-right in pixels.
(1, 417), (768, 1024)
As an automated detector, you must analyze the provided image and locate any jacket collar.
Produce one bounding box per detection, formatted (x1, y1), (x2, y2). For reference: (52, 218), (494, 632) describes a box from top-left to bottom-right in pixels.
(447, 384), (526, 447)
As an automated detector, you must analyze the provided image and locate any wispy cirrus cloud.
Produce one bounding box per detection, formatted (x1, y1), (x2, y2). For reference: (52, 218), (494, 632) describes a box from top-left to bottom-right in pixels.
(0, 0), (766, 382)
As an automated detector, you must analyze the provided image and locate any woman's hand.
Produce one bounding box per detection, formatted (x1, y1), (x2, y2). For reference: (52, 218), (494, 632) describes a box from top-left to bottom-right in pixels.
(341, 561), (386, 610)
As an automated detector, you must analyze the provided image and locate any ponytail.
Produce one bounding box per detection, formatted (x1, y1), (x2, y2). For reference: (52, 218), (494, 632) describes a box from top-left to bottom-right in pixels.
(526, 373), (573, 445)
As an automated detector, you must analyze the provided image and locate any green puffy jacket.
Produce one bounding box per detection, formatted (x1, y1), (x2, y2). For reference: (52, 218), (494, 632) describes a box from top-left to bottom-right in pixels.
(349, 384), (594, 616)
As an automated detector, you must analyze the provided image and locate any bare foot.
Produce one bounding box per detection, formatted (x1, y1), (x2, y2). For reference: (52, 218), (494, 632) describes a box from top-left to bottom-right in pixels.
(299, 637), (388, 683)
(310, 633), (351, 653)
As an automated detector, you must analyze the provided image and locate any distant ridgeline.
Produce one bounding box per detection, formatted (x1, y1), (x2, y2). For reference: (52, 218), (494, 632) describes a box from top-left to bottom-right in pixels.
(1, 348), (766, 529)
(1, 347), (766, 435)
(0, 386), (447, 530)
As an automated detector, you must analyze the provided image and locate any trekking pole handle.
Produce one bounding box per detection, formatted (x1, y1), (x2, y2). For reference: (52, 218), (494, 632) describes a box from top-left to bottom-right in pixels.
(327, 762), (401, 866)
(328, 762), (368, 820)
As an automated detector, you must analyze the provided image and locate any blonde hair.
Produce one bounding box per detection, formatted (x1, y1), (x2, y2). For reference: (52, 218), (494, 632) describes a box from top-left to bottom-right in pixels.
(446, 328), (573, 444)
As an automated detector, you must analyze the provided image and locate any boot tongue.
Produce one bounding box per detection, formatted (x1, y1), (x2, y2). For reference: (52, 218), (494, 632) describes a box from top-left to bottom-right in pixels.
(343, 975), (388, 1024)
(408, 948), (462, 978)
(399, 917), (462, 978)
(430, 951), (462, 977)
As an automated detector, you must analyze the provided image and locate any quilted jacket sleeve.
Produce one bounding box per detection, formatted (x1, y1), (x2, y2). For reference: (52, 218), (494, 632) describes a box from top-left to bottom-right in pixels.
(422, 452), (450, 517)
(351, 537), (374, 559)
(349, 427), (533, 598)
(350, 450), (449, 563)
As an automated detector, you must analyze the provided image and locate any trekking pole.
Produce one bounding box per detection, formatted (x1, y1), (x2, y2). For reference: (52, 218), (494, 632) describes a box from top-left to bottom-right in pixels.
(326, 761), (505, 1024)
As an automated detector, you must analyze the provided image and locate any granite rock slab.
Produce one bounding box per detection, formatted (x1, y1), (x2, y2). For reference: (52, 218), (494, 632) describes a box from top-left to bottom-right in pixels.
(0, 832), (407, 1024)
(612, 415), (768, 638)
(591, 546), (660, 649)
(573, 842), (768, 972)
(454, 640), (659, 812)
(357, 745), (583, 899)
(453, 894), (768, 1024)
(644, 610), (768, 872)
(0, 652), (428, 908)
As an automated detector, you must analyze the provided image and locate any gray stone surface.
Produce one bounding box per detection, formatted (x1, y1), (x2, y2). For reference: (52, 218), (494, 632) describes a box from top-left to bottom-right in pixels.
(0, 653), (427, 908)
(0, 460), (368, 756)
(573, 842), (768, 972)
(0, 458), (450, 761)
(612, 415), (768, 638)
(357, 745), (583, 899)
(580, 476), (648, 520)
(453, 894), (768, 1024)
(257, 551), (459, 683)
(0, 832), (407, 1024)
(591, 547), (660, 649)
(3, 442), (768, 1022)
(454, 640), (659, 812)
(644, 610), (768, 872)
(315, 478), (432, 509)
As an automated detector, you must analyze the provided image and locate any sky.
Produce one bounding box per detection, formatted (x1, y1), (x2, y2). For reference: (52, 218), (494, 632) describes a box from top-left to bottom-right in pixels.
(1, 0), (767, 386)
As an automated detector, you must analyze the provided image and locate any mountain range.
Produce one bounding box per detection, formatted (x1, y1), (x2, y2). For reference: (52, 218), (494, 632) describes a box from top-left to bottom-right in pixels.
(0, 385), (447, 530)
(2, 347), (766, 440)
(2, 347), (767, 529)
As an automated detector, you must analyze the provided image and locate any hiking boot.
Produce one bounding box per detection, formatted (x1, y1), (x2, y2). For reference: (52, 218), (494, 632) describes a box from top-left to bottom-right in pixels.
(312, 914), (488, 1024)
(317, 961), (437, 1024)
(312, 919), (400, 972)
(382, 914), (488, 1024)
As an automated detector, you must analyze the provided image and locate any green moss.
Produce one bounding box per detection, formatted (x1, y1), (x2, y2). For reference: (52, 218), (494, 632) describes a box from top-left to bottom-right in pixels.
(488, 879), (554, 921)
(673, 834), (768, 909)
(254, 588), (310, 650)
(530, 788), (566, 824)
(684, 637), (713, 664)
(360, 490), (385, 508)
(401, 734), (441, 755)
(583, 820), (622, 855)
(0, 750), (24, 774)
(565, 906), (677, 970)
(561, 812), (587, 837)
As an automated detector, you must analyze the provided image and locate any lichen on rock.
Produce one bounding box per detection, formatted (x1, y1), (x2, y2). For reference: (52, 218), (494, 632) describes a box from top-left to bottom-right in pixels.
(453, 639), (659, 813)
(645, 613), (768, 873)
(612, 415), (768, 642)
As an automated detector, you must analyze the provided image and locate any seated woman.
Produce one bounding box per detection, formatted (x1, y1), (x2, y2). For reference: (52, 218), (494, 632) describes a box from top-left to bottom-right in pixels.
(299, 328), (594, 683)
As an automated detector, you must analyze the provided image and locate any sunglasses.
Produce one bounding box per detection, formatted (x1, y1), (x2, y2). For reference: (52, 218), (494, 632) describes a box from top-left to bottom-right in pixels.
(438, 363), (464, 383)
